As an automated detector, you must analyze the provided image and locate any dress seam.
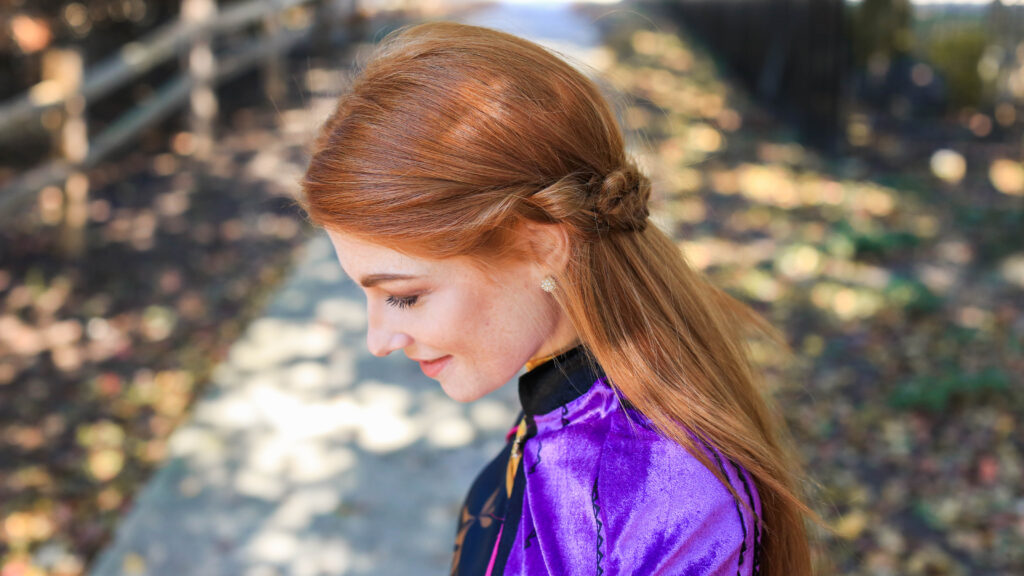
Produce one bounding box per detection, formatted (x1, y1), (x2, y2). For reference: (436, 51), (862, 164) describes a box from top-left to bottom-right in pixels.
(708, 448), (748, 576)
(592, 394), (616, 575)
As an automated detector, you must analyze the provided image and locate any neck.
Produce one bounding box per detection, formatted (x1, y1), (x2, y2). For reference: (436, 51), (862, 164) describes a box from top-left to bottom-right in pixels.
(525, 333), (580, 372)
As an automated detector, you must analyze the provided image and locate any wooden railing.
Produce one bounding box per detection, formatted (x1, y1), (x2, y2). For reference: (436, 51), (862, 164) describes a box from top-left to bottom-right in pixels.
(0, 0), (351, 249)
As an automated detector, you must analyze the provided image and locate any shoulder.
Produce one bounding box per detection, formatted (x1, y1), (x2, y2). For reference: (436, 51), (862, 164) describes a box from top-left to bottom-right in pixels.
(594, 407), (763, 575)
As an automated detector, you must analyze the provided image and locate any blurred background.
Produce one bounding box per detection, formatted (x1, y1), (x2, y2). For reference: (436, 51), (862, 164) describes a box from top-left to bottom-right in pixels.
(0, 0), (1021, 574)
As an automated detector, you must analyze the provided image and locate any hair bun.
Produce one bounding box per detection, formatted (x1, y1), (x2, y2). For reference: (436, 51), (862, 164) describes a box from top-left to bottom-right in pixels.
(591, 163), (651, 233)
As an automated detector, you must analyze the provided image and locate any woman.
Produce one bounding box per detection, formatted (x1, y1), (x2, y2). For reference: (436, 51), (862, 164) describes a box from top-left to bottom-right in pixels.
(302, 22), (814, 575)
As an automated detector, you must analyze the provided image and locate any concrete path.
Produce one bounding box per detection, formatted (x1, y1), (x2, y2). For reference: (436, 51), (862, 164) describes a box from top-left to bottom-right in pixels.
(89, 4), (609, 575)
(88, 233), (520, 576)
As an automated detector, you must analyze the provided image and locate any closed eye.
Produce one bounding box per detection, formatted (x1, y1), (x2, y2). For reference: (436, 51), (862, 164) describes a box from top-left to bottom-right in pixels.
(385, 294), (419, 309)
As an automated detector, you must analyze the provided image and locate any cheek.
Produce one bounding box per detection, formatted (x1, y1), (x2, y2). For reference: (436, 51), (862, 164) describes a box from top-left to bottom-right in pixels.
(441, 285), (515, 352)
(481, 286), (550, 352)
(437, 271), (550, 361)
(419, 286), (497, 350)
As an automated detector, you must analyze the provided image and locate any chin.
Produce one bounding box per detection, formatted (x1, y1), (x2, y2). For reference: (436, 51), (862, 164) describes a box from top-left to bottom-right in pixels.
(438, 375), (497, 403)
(440, 382), (483, 403)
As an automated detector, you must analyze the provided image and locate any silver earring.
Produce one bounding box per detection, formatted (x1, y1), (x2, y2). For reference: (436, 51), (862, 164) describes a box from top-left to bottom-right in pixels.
(540, 276), (556, 293)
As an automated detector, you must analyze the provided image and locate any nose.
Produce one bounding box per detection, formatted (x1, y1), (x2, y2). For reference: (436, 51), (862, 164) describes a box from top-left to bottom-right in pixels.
(366, 309), (413, 357)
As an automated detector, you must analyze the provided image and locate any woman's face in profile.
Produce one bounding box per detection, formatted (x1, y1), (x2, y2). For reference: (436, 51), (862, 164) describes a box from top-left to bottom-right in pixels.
(326, 230), (568, 402)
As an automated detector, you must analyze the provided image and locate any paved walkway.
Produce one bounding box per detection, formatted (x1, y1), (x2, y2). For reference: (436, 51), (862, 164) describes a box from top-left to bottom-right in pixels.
(89, 4), (608, 575)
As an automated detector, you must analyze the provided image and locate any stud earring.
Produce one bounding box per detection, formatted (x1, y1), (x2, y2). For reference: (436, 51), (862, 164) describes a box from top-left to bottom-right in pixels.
(540, 276), (556, 293)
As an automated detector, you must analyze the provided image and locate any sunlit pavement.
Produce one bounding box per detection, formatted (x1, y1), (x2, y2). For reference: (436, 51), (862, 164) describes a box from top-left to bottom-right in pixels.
(88, 4), (605, 576)
(89, 234), (520, 576)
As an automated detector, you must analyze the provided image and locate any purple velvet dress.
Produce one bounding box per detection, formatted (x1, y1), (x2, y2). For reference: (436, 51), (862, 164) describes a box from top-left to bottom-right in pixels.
(451, 347), (763, 576)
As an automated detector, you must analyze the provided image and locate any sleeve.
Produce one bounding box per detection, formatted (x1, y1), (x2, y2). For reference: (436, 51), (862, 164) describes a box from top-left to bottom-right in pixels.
(595, 415), (761, 576)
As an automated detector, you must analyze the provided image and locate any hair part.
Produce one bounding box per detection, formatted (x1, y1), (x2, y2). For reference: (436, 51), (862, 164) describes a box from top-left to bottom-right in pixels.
(302, 21), (816, 574)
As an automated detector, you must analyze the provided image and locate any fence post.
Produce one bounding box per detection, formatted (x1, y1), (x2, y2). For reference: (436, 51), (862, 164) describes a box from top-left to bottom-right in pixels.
(312, 0), (334, 55)
(42, 47), (89, 257)
(263, 0), (286, 106)
(183, 0), (218, 162)
(344, 0), (365, 47)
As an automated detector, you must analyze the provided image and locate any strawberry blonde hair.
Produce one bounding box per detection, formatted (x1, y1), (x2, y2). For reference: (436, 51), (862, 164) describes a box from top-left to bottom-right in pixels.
(302, 22), (814, 574)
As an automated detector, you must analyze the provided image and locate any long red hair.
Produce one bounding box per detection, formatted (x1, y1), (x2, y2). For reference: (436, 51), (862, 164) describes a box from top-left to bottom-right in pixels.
(302, 22), (814, 574)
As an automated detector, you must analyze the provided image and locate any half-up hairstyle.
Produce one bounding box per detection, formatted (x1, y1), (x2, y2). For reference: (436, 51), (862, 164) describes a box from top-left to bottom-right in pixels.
(302, 22), (814, 575)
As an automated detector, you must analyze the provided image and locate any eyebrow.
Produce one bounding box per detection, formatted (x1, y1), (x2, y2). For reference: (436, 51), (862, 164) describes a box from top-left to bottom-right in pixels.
(358, 273), (419, 288)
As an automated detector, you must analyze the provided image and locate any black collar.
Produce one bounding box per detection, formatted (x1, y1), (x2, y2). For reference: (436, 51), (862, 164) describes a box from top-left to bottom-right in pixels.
(517, 346), (604, 416)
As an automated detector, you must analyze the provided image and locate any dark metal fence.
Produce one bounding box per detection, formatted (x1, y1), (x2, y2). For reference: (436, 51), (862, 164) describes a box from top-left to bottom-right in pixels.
(658, 0), (848, 153)
(658, 0), (1024, 157)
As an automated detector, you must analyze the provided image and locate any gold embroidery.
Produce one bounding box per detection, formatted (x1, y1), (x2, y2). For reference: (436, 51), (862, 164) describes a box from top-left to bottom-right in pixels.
(506, 418), (526, 497)
(452, 417), (530, 575)
(450, 487), (501, 575)
(524, 341), (580, 371)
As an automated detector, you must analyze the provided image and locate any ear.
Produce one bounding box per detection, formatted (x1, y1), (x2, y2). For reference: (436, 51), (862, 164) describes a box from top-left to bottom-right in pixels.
(520, 220), (571, 277)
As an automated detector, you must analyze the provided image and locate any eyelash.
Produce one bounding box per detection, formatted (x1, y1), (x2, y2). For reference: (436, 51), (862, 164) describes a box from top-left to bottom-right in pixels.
(385, 294), (419, 309)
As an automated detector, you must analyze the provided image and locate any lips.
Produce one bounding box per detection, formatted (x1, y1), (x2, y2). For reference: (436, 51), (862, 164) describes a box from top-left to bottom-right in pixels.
(417, 355), (452, 379)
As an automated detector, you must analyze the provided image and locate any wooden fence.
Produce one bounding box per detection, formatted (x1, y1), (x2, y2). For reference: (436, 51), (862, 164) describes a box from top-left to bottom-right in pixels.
(0, 0), (351, 251)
